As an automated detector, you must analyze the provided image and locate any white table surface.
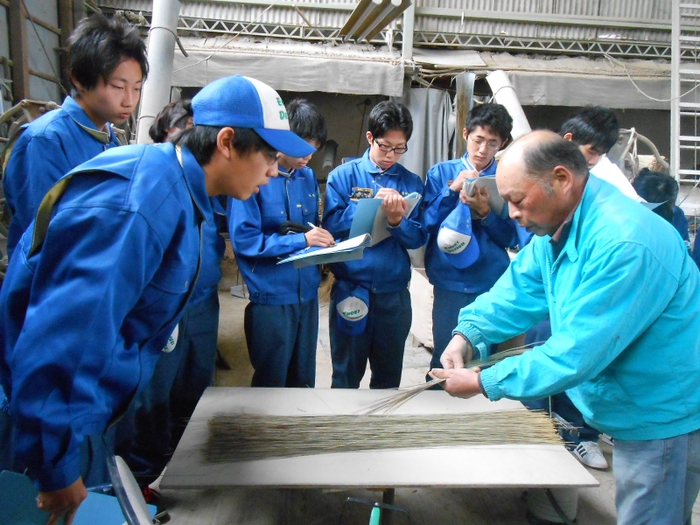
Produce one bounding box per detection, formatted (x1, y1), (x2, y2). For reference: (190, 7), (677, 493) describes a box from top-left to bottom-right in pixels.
(161, 387), (598, 490)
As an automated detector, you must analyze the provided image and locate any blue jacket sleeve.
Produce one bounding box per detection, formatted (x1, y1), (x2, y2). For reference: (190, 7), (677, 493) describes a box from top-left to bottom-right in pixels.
(479, 211), (518, 249)
(388, 189), (428, 249)
(5, 135), (75, 250)
(6, 207), (164, 491)
(323, 173), (356, 239)
(421, 168), (459, 234)
(228, 196), (307, 259)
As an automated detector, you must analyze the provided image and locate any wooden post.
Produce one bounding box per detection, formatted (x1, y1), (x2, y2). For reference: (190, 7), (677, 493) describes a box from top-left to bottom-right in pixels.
(9, 0), (29, 102)
(454, 72), (475, 159)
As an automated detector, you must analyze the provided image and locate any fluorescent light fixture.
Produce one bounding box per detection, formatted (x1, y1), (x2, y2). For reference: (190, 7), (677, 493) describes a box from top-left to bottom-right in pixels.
(340, 0), (412, 43)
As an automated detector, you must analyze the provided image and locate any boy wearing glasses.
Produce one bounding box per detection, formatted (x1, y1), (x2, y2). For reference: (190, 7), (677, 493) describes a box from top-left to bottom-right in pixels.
(323, 101), (427, 388)
(422, 103), (516, 372)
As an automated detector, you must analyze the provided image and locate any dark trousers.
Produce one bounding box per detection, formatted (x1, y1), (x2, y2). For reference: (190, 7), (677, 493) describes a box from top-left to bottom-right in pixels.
(431, 287), (481, 370)
(330, 286), (412, 389)
(245, 298), (319, 388)
(124, 292), (220, 477)
(523, 317), (601, 444)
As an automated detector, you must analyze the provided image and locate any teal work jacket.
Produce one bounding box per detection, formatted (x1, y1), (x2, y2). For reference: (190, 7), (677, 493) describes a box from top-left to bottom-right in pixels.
(455, 175), (700, 441)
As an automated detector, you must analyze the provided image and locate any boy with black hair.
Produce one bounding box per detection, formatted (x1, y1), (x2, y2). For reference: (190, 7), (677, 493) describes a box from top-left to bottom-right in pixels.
(560, 105), (640, 201)
(323, 100), (427, 389)
(0, 75), (314, 523)
(228, 98), (333, 388)
(3, 13), (148, 257)
(632, 168), (679, 224)
(148, 99), (193, 143)
(422, 103), (517, 372)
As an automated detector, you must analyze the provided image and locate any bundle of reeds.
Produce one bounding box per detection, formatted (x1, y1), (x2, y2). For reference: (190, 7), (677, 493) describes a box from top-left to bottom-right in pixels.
(363, 342), (543, 415)
(204, 410), (562, 464)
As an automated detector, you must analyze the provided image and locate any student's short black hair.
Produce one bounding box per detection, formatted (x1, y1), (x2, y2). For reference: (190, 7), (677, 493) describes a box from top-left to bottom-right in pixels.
(68, 14), (148, 94)
(170, 126), (276, 167)
(149, 100), (193, 143)
(632, 168), (678, 224)
(466, 103), (513, 145)
(286, 98), (327, 149)
(368, 101), (413, 142)
(559, 106), (619, 154)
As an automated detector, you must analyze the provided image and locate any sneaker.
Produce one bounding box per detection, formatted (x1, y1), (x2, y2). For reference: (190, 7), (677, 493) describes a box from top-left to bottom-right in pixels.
(572, 441), (609, 469)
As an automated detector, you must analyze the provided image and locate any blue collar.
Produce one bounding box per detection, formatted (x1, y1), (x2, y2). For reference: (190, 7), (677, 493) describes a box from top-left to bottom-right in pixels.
(359, 148), (403, 176)
(174, 144), (214, 224)
(62, 96), (116, 144)
(461, 153), (496, 175)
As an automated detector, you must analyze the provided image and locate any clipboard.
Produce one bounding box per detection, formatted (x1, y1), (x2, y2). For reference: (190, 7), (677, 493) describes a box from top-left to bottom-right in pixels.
(463, 176), (509, 219)
(349, 192), (422, 246)
(277, 233), (372, 268)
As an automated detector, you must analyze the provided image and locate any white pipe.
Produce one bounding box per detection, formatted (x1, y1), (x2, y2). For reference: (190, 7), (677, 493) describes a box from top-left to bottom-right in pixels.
(401, 1), (415, 63)
(136, 0), (181, 144)
(485, 70), (532, 142)
(670, 0), (680, 180)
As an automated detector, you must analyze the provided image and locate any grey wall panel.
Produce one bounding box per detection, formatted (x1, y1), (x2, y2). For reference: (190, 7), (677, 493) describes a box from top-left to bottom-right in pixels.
(26, 20), (60, 80)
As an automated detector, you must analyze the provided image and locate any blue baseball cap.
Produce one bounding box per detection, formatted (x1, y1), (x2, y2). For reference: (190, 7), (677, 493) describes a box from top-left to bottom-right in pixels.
(192, 75), (315, 158)
(436, 202), (480, 269)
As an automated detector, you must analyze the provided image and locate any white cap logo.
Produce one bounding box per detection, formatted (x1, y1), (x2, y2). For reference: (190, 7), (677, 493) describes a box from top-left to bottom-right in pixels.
(337, 296), (369, 322)
(246, 76), (289, 130)
(162, 324), (179, 353)
(437, 228), (472, 254)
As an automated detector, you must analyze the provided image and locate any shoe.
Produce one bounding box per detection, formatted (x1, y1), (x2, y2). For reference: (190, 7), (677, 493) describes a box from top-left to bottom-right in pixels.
(572, 441), (609, 469)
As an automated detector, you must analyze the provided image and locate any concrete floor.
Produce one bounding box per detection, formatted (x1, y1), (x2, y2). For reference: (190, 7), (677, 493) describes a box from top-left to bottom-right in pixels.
(193, 288), (700, 525)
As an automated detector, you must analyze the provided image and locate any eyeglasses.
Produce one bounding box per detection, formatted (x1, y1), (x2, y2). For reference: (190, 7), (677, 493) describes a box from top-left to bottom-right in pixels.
(261, 148), (280, 165)
(468, 134), (501, 151)
(373, 139), (408, 155)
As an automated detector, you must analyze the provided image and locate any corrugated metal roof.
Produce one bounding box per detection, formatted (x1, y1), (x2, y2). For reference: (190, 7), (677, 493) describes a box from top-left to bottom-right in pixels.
(99, 0), (672, 45)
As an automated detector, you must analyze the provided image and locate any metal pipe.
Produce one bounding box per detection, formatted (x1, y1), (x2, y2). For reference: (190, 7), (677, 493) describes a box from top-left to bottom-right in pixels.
(670, 0), (681, 180)
(135, 0), (181, 144)
(401, 1), (414, 63)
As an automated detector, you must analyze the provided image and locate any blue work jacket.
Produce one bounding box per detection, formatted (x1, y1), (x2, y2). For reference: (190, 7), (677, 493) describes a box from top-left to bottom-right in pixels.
(0, 143), (209, 491)
(3, 96), (121, 256)
(228, 166), (321, 305)
(323, 149), (427, 293)
(192, 196), (225, 305)
(456, 175), (700, 441)
(422, 154), (517, 294)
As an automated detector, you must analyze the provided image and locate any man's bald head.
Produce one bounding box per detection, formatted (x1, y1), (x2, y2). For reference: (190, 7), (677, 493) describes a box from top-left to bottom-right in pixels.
(500, 130), (589, 192)
(497, 130), (590, 237)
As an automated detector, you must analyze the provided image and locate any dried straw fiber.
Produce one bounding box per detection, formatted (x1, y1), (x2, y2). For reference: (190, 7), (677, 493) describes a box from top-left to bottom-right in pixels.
(205, 410), (562, 464)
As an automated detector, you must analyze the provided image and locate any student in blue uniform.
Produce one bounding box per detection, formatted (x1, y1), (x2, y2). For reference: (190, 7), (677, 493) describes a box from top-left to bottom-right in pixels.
(422, 103), (516, 372)
(631, 168), (691, 246)
(323, 101), (427, 389)
(0, 74), (314, 524)
(228, 98), (331, 387)
(124, 99), (227, 484)
(2, 13), (148, 258)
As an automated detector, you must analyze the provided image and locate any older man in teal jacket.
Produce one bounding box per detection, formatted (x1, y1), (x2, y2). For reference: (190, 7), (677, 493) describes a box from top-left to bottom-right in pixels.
(432, 131), (700, 525)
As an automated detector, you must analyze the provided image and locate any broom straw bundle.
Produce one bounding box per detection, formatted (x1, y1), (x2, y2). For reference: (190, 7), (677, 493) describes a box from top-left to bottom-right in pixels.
(204, 410), (562, 464)
(363, 341), (544, 415)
